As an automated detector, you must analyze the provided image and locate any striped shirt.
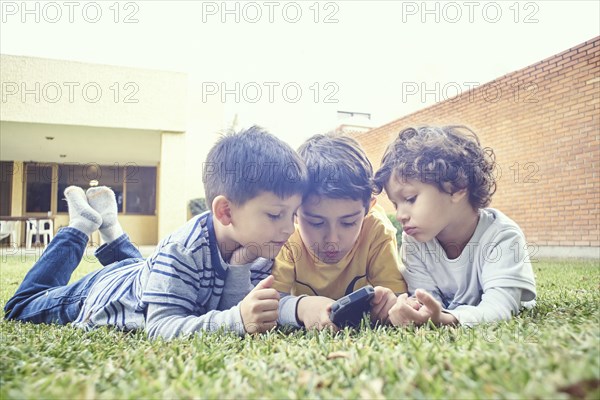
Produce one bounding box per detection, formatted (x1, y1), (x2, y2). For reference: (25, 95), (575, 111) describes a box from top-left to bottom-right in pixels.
(73, 211), (273, 339)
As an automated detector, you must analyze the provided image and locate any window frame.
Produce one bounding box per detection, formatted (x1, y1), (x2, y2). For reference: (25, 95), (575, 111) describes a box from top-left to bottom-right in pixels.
(22, 162), (57, 217)
(22, 162), (157, 216)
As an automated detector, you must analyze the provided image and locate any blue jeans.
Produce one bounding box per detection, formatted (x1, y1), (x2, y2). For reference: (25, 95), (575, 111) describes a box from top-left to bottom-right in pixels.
(4, 227), (143, 324)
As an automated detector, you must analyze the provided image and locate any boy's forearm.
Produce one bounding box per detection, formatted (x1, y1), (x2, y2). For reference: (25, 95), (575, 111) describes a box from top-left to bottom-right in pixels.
(443, 287), (522, 326)
(277, 293), (304, 327)
(145, 304), (246, 340)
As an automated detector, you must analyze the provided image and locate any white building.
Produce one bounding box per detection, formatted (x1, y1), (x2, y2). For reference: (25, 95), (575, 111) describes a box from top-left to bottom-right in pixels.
(1, 55), (225, 245)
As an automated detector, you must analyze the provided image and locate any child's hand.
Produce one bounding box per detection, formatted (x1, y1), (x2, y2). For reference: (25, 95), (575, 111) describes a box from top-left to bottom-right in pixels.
(297, 296), (338, 331)
(240, 275), (280, 334)
(406, 295), (422, 310)
(388, 289), (451, 326)
(370, 286), (397, 324)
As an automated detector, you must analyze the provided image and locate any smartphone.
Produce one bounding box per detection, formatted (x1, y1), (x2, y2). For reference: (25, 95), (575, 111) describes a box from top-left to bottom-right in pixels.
(329, 285), (375, 328)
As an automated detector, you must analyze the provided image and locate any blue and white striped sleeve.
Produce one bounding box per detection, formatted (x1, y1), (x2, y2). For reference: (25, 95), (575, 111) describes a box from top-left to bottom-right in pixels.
(141, 242), (245, 340)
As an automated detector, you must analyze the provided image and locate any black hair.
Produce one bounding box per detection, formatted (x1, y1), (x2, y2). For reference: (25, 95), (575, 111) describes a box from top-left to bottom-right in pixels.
(203, 126), (309, 207)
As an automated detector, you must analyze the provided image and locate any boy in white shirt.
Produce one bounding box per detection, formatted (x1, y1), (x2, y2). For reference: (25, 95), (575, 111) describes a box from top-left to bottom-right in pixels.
(374, 125), (537, 326)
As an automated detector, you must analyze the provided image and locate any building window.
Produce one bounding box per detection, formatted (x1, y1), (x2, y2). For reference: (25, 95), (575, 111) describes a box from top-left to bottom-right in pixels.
(56, 163), (125, 213)
(25, 164), (52, 213)
(125, 167), (157, 215)
(22, 162), (157, 216)
(0, 162), (13, 215)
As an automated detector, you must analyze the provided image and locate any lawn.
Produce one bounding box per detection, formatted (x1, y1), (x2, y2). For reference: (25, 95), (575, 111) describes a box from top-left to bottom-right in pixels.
(1, 254), (598, 399)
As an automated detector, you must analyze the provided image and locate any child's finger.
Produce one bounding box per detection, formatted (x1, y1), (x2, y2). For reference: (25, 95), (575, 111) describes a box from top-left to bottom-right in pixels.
(264, 322), (277, 331)
(396, 301), (425, 323)
(397, 293), (409, 304)
(323, 321), (339, 332)
(321, 312), (338, 331)
(252, 275), (274, 291)
(388, 303), (409, 326)
(406, 295), (422, 310)
(371, 286), (385, 305)
(257, 299), (279, 312)
(254, 288), (280, 301)
(258, 310), (279, 323)
(371, 299), (387, 318)
(415, 289), (440, 313)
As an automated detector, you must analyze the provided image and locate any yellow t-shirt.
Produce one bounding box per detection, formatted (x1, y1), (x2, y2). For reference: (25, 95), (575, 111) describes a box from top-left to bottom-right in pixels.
(272, 204), (407, 299)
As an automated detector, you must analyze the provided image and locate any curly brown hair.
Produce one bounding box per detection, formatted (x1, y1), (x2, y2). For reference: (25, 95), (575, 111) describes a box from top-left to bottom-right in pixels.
(373, 125), (497, 209)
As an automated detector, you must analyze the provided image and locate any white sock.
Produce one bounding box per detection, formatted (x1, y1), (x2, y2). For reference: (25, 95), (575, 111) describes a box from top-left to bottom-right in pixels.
(64, 186), (102, 236)
(86, 186), (124, 243)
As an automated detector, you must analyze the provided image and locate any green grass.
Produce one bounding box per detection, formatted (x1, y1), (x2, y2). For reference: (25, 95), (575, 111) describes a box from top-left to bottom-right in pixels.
(1, 254), (599, 399)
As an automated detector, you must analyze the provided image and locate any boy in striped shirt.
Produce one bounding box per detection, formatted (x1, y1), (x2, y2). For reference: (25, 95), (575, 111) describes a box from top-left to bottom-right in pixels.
(4, 126), (308, 339)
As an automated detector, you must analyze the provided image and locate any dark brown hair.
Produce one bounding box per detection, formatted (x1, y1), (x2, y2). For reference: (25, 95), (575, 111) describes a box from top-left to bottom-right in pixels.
(374, 125), (497, 209)
(298, 133), (375, 210)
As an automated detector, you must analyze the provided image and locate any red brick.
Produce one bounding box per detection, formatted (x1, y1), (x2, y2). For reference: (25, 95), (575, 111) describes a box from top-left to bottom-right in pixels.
(356, 37), (599, 252)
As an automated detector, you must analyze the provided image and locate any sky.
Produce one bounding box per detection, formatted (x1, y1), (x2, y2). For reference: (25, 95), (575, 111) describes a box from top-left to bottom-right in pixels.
(1, 0), (599, 148)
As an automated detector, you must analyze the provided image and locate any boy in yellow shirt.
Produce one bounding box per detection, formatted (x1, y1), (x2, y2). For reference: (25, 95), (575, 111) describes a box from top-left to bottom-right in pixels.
(273, 134), (407, 330)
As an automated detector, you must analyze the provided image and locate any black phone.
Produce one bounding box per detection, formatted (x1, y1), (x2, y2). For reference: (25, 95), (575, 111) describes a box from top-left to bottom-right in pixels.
(329, 285), (375, 328)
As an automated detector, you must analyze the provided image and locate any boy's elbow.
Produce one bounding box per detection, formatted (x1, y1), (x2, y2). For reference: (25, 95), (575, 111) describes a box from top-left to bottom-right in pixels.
(495, 306), (516, 322)
(145, 314), (178, 341)
(145, 319), (165, 340)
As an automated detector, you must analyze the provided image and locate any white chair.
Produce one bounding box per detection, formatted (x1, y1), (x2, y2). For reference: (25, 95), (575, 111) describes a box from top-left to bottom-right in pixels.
(26, 219), (54, 249)
(0, 220), (18, 245)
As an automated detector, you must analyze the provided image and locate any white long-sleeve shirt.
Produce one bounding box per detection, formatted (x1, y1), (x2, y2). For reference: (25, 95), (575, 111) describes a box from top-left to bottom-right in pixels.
(401, 208), (537, 326)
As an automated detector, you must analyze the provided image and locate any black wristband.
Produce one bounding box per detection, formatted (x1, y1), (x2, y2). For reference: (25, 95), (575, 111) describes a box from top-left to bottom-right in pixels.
(295, 295), (308, 327)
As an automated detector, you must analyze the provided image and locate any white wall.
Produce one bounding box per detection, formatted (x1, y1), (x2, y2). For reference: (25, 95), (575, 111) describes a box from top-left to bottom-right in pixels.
(1, 54), (187, 131)
(0, 54), (227, 244)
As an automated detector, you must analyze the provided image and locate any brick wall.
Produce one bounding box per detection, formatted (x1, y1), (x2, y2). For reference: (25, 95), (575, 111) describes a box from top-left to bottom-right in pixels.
(355, 37), (599, 248)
